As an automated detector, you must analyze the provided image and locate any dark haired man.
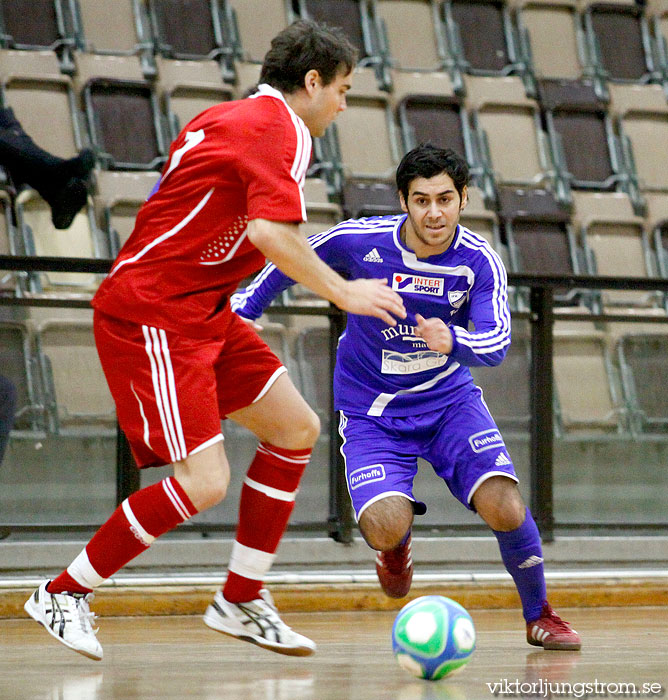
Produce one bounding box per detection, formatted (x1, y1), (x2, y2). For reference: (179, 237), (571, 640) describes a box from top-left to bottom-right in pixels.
(24, 20), (405, 660)
(233, 143), (581, 652)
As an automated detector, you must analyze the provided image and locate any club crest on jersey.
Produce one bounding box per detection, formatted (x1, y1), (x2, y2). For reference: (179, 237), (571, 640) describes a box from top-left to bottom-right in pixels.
(448, 290), (467, 308)
(392, 273), (444, 296)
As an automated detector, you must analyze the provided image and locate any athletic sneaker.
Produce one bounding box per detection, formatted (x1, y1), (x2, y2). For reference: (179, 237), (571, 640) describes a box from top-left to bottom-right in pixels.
(375, 533), (413, 599)
(24, 581), (102, 660)
(526, 603), (581, 651)
(203, 588), (316, 656)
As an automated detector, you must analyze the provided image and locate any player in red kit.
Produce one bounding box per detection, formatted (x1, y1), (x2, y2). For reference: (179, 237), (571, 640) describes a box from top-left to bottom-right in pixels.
(24, 20), (406, 661)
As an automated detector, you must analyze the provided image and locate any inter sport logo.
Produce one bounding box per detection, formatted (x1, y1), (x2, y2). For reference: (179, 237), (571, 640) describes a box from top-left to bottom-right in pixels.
(392, 274), (444, 296)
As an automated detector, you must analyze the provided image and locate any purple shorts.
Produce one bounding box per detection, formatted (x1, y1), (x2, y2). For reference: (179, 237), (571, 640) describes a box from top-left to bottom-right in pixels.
(338, 386), (518, 520)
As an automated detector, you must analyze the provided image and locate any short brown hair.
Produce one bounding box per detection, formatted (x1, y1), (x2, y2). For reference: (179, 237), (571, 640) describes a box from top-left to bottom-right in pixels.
(260, 20), (357, 94)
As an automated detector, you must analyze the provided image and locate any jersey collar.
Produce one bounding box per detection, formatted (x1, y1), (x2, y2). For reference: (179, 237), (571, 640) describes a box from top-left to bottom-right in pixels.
(252, 83), (308, 132)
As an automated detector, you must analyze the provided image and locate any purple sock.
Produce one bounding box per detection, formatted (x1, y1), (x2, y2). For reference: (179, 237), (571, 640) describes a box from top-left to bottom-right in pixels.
(493, 507), (546, 622)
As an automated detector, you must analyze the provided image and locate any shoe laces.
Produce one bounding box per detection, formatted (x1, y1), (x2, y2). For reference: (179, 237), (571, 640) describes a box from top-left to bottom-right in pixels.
(70, 592), (99, 635)
(540, 604), (571, 632)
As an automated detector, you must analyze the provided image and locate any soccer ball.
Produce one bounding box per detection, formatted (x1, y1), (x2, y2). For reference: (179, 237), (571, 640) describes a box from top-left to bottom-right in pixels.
(392, 595), (476, 681)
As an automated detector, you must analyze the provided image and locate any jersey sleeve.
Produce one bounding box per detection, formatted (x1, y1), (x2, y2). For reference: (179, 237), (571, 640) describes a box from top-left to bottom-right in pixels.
(238, 103), (312, 224)
(449, 248), (511, 367)
(231, 224), (350, 319)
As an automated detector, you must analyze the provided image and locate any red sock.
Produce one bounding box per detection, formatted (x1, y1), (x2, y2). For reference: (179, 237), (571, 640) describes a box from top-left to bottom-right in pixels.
(48, 477), (196, 594)
(223, 443), (310, 603)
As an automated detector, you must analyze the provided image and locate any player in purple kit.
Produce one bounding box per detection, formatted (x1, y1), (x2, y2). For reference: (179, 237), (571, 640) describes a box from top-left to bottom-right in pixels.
(232, 144), (581, 651)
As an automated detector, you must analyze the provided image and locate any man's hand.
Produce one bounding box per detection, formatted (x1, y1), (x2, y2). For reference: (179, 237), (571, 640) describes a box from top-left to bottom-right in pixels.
(415, 313), (453, 354)
(336, 278), (406, 326)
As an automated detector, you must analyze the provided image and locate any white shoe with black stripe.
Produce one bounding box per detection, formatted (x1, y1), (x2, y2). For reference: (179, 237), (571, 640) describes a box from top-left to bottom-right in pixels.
(203, 588), (316, 656)
(24, 581), (102, 660)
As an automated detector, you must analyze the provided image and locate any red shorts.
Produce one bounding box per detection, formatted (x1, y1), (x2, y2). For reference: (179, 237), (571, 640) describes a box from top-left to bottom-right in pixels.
(94, 310), (284, 468)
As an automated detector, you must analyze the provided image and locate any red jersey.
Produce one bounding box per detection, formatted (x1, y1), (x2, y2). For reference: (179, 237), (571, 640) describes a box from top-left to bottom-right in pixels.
(92, 84), (312, 338)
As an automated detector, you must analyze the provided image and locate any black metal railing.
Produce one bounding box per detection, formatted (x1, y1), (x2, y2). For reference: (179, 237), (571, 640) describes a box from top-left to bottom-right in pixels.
(2, 255), (668, 543)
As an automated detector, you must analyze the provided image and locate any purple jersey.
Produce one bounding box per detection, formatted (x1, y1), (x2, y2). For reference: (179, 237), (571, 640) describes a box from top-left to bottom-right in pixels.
(231, 214), (511, 417)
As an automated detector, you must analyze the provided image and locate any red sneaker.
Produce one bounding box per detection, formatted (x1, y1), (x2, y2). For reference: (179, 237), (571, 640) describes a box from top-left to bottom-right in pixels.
(375, 533), (413, 598)
(526, 603), (582, 651)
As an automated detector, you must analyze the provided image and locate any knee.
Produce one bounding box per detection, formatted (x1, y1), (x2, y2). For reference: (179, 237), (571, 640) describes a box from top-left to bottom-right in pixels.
(473, 477), (526, 532)
(285, 406), (320, 449)
(180, 469), (230, 512)
(359, 497), (413, 551)
(361, 526), (407, 552)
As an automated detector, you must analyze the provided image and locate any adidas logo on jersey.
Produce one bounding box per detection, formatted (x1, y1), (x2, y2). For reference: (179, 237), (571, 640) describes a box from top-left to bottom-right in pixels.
(363, 248), (383, 263)
(518, 555), (544, 569)
(495, 452), (511, 466)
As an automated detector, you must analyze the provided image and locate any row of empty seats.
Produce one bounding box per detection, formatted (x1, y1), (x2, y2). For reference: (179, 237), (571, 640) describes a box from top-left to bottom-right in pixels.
(5, 1), (668, 89)
(3, 310), (666, 441)
(2, 174), (668, 318)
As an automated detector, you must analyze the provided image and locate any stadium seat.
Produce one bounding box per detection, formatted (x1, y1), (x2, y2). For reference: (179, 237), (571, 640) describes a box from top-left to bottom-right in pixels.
(537, 78), (627, 195)
(1, 74), (83, 160)
(36, 319), (116, 435)
(469, 324), (531, 434)
(93, 169), (158, 252)
(296, 0), (388, 87)
(227, 0), (291, 64)
(69, 0), (155, 76)
(295, 325), (333, 427)
(647, 0), (668, 83)
(156, 56), (233, 139)
(510, 0), (588, 83)
(341, 179), (400, 219)
(232, 61), (261, 99)
(464, 75), (553, 191)
(0, 190), (18, 293)
(15, 189), (107, 295)
(552, 323), (627, 435)
(571, 191), (659, 309)
(81, 77), (168, 170)
(459, 185), (503, 252)
(615, 331), (668, 434)
(0, 0), (75, 72)
(580, 0), (657, 85)
(147, 0), (235, 71)
(441, 0), (528, 81)
(375, 0), (454, 74)
(391, 70), (463, 151)
(608, 83), (668, 194)
(0, 322), (45, 432)
(329, 68), (400, 180)
(497, 186), (585, 307)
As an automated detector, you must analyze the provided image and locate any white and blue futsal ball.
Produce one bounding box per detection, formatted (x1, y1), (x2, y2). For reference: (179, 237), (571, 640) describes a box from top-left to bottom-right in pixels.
(392, 595), (476, 681)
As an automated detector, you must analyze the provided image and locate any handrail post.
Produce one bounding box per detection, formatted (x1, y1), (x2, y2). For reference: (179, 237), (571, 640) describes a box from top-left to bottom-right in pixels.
(327, 309), (354, 543)
(529, 286), (555, 542)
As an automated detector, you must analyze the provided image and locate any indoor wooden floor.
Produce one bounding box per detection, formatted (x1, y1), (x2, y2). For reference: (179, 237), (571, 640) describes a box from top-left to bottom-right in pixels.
(1, 607), (666, 700)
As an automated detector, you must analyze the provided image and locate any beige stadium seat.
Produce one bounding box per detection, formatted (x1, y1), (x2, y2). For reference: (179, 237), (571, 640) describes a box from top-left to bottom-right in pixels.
(1, 73), (82, 159)
(36, 319), (116, 434)
(0, 190), (18, 293)
(15, 189), (106, 296)
(232, 61), (262, 99)
(608, 83), (668, 194)
(459, 186), (503, 254)
(71, 0), (154, 75)
(571, 191), (659, 309)
(156, 56), (233, 138)
(552, 323), (627, 434)
(94, 169), (159, 251)
(509, 0), (586, 81)
(464, 75), (552, 189)
(227, 0), (291, 63)
(332, 68), (400, 180)
(375, 0), (449, 72)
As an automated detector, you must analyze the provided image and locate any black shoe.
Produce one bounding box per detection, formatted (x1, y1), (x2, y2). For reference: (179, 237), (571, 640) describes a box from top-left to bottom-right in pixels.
(50, 177), (89, 230)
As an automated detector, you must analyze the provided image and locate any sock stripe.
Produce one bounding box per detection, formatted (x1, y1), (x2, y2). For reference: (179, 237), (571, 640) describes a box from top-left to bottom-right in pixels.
(67, 548), (106, 589)
(122, 499), (155, 546)
(256, 443), (311, 464)
(162, 477), (193, 520)
(244, 476), (297, 502)
(228, 541), (276, 581)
